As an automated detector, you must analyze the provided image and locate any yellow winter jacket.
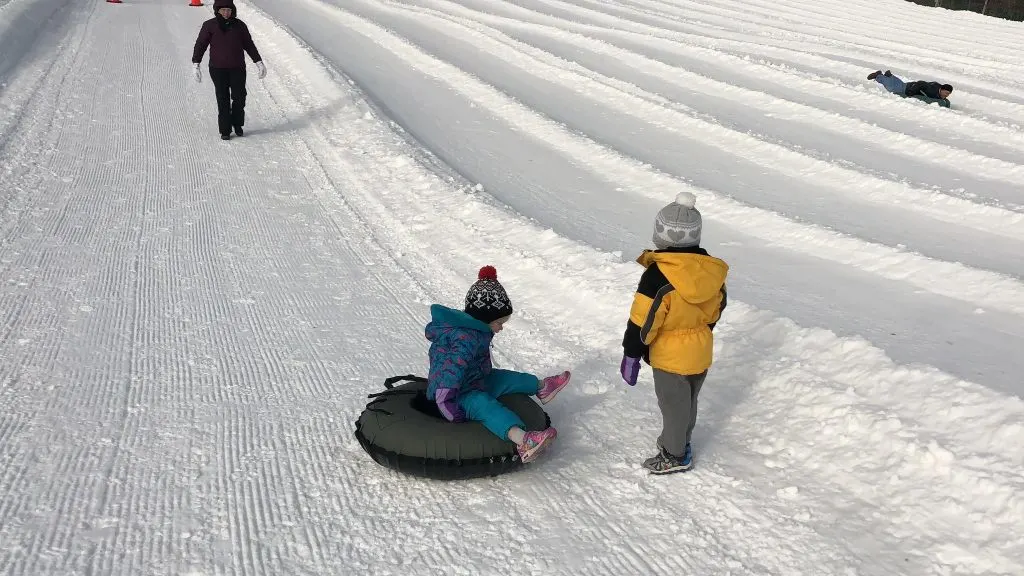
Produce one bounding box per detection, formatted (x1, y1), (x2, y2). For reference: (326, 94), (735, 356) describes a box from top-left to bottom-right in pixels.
(622, 248), (729, 375)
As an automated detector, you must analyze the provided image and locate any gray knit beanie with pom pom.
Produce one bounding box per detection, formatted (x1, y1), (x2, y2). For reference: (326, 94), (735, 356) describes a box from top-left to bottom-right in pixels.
(653, 192), (702, 249)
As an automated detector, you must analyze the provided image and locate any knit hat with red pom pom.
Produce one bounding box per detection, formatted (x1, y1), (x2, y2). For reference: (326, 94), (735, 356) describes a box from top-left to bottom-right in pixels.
(464, 266), (514, 324)
(653, 192), (702, 249)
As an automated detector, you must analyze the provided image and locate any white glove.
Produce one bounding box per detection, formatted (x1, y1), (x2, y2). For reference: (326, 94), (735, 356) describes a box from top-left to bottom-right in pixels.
(255, 61), (266, 80)
(193, 63), (202, 83)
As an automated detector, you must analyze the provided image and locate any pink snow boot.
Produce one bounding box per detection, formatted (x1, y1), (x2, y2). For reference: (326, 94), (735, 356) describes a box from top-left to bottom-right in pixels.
(537, 371), (571, 405)
(517, 428), (557, 463)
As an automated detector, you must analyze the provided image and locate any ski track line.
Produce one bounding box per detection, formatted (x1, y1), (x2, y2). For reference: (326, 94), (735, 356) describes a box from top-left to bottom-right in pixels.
(711, 0), (1024, 73)
(0, 2), (430, 574)
(505, 0), (1024, 175)
(0, 0), (95, 264)
(626, 0), (1024, 79)
(244, 5), (891, 573)
(606, 0), (1024, 119)
(0, 1), (102, 572)
(0, 0), (72, 81)
(246, 3), (1024, 574)
(308, 0), (1024, 318)
(358, 0), (1024, 235)
(663, 0), (1024, 104)
(482, 0), (1024, 136)
(399, 0), (1024, 209)
(520, 0), (1024, 129)
(741, 0), (1024, 60)
(774, 0), (1024, 48)
(843, 0), (1024, 44)
(609, 0), (1024, 121)
(646, 0), (1024, 80)
(23, 10), (167, 574)
(690, 0), (1022, 50)
(434, 0), (1024, 172)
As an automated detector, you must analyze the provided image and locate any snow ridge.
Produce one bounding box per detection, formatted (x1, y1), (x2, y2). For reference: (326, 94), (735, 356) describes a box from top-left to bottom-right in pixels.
(271, 0), (1024, 317)
(1, 0), (1022, 574)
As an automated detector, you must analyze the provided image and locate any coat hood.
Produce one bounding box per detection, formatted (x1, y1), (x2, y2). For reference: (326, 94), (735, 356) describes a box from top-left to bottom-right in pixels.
(637, 249), (728, 304)
(213, 0), (236, 15)
(425, 304), (493, 343)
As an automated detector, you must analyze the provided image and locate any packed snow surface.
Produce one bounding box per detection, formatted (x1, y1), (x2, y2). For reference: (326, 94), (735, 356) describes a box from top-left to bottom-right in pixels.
(0, 0), (1022, 574)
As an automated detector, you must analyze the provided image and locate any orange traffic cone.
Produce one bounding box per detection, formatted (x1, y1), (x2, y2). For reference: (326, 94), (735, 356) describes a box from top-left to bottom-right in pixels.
(189, 0), (203, 5)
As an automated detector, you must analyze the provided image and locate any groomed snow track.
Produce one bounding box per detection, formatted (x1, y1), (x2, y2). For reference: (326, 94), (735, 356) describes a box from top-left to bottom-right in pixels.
(0, 0), (1022, 574)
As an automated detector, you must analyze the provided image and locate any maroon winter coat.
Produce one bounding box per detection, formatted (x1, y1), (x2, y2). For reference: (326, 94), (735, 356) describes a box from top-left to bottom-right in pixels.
(192, 0), (262, 69)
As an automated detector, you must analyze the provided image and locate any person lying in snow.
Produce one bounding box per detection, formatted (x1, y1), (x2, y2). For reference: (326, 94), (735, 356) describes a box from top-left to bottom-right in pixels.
(424, 266), (570, 463)
(620, 192), (729, 475)
(868, 70), (953, 103)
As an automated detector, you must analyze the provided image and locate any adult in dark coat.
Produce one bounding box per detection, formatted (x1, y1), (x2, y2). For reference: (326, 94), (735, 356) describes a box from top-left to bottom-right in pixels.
(867, 69), (952, 102)
(192, 0), (266, 140)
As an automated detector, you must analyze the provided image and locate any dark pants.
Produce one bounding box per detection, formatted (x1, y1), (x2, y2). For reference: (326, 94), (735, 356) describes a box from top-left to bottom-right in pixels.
(209, 67), (247, 135)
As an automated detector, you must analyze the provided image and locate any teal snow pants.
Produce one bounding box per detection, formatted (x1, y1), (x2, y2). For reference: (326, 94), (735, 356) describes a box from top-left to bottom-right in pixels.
(459, 369), (540, 440)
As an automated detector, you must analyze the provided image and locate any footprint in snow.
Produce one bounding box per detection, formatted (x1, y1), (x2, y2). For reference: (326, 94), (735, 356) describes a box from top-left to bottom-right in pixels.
(577, 378), (611, 396)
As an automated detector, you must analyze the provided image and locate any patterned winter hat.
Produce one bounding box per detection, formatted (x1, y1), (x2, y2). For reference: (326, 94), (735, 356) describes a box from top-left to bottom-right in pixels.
(653, 192), (702, 249)
(465, 266), (513, 324)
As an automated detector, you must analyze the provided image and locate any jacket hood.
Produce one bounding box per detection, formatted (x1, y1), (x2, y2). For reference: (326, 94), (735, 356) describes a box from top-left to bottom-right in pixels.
(425, 304), (493, 342)
(637, 249), (728, 304)
(213, 0), (236, 14)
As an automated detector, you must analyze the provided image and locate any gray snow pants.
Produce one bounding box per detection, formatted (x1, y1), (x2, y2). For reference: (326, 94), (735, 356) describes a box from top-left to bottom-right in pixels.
(654, 369), (707, 457)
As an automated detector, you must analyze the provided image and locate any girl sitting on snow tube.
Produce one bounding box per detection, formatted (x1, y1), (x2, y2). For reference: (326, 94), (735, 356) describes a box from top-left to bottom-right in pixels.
(426, 265), (571, 463)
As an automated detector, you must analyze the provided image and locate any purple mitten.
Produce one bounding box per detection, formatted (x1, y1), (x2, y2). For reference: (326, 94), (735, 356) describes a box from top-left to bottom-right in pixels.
(620, 356), (641, 386)
(435, 388), (466, 422)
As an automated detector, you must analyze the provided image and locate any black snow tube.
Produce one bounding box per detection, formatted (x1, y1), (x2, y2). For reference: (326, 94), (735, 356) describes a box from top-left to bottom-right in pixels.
(354, 375), (550, 480)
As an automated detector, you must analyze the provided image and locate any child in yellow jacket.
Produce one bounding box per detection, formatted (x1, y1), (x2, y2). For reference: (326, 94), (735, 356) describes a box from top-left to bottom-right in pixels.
(620, 192), (728, 474)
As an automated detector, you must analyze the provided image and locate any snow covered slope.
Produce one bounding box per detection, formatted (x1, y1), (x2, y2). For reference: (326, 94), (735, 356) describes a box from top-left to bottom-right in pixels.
(252, 0), (1024, 395)
(0, 0), (1021, 575)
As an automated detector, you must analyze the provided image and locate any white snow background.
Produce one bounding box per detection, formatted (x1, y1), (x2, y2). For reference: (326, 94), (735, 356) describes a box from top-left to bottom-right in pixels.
(0, 0), (1022, 574)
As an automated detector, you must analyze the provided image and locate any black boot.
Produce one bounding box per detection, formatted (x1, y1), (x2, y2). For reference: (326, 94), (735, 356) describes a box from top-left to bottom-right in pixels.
(221, 133), (232, 141)
(867, 70), (882, 80)
(234, 126), (244, 137)
(884, 70), (892, 77)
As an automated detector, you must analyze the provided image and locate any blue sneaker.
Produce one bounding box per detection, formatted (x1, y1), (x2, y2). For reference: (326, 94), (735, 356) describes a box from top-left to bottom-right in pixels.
(642, 443), (693, 474)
